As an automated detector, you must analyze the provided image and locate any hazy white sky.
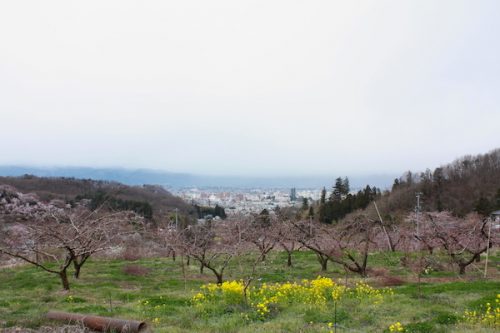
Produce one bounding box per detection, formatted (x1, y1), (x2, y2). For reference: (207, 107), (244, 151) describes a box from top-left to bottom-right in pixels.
(1, 1), (499, 177)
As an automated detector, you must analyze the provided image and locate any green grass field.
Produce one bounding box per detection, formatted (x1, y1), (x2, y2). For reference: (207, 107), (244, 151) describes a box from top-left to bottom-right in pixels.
(0, 250), (498, 332)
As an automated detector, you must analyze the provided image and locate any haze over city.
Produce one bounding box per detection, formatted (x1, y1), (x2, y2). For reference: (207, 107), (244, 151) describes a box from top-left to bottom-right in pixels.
(1, 1), (499, 178)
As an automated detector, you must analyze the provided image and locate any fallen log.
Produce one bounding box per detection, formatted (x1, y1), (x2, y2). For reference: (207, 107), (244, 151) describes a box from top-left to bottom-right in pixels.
(46, 311), (147, 333)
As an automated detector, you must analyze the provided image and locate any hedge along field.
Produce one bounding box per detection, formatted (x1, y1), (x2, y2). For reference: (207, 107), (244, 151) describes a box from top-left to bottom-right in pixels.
(0, 250), (499, 333)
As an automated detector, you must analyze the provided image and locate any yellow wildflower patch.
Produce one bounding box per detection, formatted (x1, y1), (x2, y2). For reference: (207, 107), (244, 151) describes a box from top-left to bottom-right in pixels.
(462, 294), (500, 327)
(191, 276), (393, 319)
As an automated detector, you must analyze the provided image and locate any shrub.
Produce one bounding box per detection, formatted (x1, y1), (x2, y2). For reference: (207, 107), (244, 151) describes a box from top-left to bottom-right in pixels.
(378, 275), (406, 287)
(123, 264), (150, 276)
(121, 247), (142, 261)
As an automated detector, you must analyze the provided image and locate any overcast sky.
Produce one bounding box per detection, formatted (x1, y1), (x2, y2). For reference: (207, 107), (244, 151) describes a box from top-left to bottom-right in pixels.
(1, 1), (499, 177)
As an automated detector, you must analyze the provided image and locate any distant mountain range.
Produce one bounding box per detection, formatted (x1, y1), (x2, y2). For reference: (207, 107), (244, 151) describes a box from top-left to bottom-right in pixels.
(0, 166), (396, 190)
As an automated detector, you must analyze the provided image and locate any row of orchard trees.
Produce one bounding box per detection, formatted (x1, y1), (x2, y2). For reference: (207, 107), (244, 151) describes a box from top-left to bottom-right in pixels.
(162, 208), (498, 285)
(1, 184), (497, 290)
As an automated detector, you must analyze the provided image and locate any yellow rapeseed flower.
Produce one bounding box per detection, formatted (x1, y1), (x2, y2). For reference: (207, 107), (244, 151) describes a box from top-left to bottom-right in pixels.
(389, 321), (404, 332)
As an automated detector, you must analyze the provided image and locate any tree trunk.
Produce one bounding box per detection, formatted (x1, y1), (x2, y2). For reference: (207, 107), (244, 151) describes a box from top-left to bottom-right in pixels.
(205, 264), (225, 285)
(200, 263), (204, 274)
(317, 254), (328, 271)
(215, 272), (223, 285)
(73, 255), (90, 279)
(321, 260), (327, 271)
(457, 252), (482, 275)
(73, 264), (81, 279)
(60, 270), (70, 290)
(287, 252), (293, 267)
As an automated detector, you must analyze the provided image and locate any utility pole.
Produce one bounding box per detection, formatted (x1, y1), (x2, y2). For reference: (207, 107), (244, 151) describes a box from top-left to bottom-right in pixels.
(415, 192), (423, 298)
(484, 216), (492, 278)
(415, 192), (422, 243)
(374, 201), (392, 251)
(175, 208), (179, 230)
(309, 215), (313, 236)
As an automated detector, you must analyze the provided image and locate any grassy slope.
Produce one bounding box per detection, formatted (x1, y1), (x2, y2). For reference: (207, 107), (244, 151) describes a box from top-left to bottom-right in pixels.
(0, 251), (498, 332)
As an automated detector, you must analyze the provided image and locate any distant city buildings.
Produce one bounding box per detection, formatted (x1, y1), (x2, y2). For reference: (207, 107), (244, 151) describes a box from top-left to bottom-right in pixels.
(174, 188), (321, 215)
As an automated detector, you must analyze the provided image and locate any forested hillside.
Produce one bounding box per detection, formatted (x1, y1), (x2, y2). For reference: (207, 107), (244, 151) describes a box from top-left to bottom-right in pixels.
(313, 148), (500, 225)
(0, 175), (194, 221)
(377, 148), (500, 217)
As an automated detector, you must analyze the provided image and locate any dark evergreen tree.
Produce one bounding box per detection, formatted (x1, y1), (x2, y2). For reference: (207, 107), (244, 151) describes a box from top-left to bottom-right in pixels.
(320, 187), (326, 204)
(214, 204), (227, 219)
(308, 206), (314, 218)
(392, 178), (400, 191)
(475, 196), (492, 216)
(81, 190), (153, 219)
(320, 178), (380, 223)
(319, 187), (328, 223)
(494, 188), (500, 210)
(301, 197), (309, 210)
(330, 177), (344, 202)
(257, 208), (271, 227)
(343, 177), (350, 195)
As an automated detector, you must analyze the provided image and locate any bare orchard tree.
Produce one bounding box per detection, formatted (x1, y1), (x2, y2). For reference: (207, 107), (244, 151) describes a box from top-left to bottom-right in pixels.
(409, 213), (441, 255)
(155, 225), (177, 261)
(423, 212), (496, 275)
(0, 208), (136, 290)
(291, 220), (330, 271)
(183, 223), (214, 275)
(60, 209), (140, 278)
(292, 214), (378, 276)
(275, 218), (301, 267)
(1, 218), (75, 290)
(227, 217), (270, 303)
(241, 214), (277, 262)
(175, 221), (237, 284)
(364, 203), (406, 252)
(333, 214), (378, 277)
